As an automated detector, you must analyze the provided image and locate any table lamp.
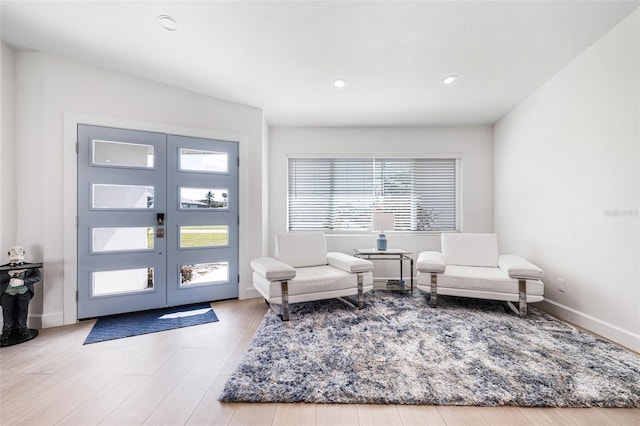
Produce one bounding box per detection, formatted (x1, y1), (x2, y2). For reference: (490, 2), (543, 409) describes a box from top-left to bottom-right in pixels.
(372, 212), (394, 251)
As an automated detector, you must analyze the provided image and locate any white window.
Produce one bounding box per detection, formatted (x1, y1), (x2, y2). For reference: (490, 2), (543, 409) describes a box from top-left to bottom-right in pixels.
(287, 155), (461, 232)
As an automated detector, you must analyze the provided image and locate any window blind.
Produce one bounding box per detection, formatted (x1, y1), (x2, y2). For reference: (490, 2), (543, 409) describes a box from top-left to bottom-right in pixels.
(288, 157), (460, 232)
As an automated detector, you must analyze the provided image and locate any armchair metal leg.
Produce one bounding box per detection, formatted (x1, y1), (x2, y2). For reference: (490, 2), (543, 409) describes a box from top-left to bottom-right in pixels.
(269, 280), (291, 321)
(268, 281), (290, 321)
(429, 273), (438, 308)
(357, 272), (364, 309)
(518, 279), (527, 318)
(281, 280), (290, 321)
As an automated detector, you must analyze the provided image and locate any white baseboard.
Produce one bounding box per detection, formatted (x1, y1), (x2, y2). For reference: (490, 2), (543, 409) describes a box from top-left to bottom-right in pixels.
(27, 311), (64, 329)
(538, 299), (640, 353)
(240, 286), (259, 300)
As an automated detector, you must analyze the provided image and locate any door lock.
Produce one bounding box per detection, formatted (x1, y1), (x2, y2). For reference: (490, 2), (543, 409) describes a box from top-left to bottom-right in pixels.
(156, 228), (165, 238)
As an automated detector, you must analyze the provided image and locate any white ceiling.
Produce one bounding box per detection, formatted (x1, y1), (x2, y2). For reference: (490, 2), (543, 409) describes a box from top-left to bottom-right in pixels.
(1, 1), (638, 127)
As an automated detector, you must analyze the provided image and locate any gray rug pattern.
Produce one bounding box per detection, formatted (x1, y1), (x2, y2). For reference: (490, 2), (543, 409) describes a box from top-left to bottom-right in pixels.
(219, 292), (640, 406)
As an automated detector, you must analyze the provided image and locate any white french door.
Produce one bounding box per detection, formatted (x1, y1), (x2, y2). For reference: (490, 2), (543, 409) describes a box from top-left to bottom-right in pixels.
(77, 125), (239, 319)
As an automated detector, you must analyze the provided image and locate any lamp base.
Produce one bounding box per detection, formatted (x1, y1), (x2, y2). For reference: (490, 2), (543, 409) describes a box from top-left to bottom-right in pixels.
(376, 233), (387, 251)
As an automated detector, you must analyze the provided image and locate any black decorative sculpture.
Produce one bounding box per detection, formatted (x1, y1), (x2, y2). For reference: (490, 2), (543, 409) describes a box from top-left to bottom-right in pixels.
(0, 246), (42, 346)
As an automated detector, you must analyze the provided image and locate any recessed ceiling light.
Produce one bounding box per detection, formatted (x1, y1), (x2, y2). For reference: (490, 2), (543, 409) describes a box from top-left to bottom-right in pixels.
(157, 15), (178, 31)
(333, 78), (346, 88)
(442, 75), (458, 85)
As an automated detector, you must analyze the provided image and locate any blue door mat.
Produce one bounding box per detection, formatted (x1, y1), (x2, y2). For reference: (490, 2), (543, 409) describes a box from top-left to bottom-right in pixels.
(83, 303), (219, 344)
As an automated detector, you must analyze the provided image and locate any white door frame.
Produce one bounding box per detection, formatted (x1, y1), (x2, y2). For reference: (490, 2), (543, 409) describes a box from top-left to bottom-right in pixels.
(63, 113), (249, 325)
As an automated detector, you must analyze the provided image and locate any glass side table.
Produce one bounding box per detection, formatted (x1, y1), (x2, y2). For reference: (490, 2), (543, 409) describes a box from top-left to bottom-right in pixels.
(353, 249), (413, 294)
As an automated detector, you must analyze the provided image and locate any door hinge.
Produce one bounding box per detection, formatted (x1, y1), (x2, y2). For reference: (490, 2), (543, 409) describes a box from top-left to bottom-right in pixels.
(75, 291), (78, 301)
(238, 274), (240, 283)
(75, 142), (79, 154)
(75, 216), (79, 228)
(238, 216), (240, 225)
(237, 157), (240, 167)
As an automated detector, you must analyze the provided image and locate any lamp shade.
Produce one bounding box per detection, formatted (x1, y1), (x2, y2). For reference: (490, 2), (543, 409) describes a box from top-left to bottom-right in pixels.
(372, 212), (394, 232)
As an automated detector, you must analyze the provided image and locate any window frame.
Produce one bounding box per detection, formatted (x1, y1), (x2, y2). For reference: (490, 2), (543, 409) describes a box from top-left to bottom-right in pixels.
(286, 153), (463, 234)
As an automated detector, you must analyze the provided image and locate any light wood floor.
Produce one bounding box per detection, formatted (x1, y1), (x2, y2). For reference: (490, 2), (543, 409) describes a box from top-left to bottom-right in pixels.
(0, 297), (638, 426)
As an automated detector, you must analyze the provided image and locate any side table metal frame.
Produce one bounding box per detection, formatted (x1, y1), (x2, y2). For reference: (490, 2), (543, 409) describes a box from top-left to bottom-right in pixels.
(353, 249), (414, 294)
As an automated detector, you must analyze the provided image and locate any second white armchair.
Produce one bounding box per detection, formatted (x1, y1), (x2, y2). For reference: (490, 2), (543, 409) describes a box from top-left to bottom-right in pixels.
(416, 233), (544, 317)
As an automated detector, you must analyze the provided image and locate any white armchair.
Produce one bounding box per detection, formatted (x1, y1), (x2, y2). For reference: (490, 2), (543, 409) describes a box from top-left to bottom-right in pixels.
(416, 233), (544, 317)
(251, 232), (374, 321)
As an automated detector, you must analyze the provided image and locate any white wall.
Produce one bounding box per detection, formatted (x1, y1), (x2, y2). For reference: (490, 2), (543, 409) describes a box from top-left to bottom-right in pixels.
(0, 43), (17, 257)
(262, 116), (270, 256)
(269, 126), (494, 278)
(494, 10), (639, 351)
(14, 51), (266, 328)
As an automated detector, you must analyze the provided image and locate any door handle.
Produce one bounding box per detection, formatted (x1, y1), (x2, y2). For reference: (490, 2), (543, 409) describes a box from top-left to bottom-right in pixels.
(156, 213), (165, 238)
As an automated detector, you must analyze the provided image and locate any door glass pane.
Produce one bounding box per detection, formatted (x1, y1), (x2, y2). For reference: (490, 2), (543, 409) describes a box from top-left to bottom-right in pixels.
(93, 267), (154, 296)
(180, 225), (229, 248)
(92, 139), (154, 168)
(180, 262), (229, 287)
(180, 187), (229, 209)
(92, 184), (154, 209)
(179, 148), (228, 173)
(92, 227), (154, 252)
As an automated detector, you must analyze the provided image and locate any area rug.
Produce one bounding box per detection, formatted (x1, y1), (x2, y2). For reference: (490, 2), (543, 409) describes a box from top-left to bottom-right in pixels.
(219, 292), (640, 407)
(84, 303), (218, 344)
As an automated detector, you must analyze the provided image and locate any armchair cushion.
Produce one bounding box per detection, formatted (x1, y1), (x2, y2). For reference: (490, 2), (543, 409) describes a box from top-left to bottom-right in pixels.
(275, 232), (327, 268)
(253, 266), (373, 301)
(442, 233), (499, 267)
(250, 257), (296, 281)
(416, 251), (446, 274)
(434, 265), (544, 296)
(498, 254), (544, 280)
(327, 252), (374, 273)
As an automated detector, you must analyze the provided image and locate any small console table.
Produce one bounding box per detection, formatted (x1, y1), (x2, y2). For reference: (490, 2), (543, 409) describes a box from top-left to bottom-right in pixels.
(353, 249), (413, 294)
